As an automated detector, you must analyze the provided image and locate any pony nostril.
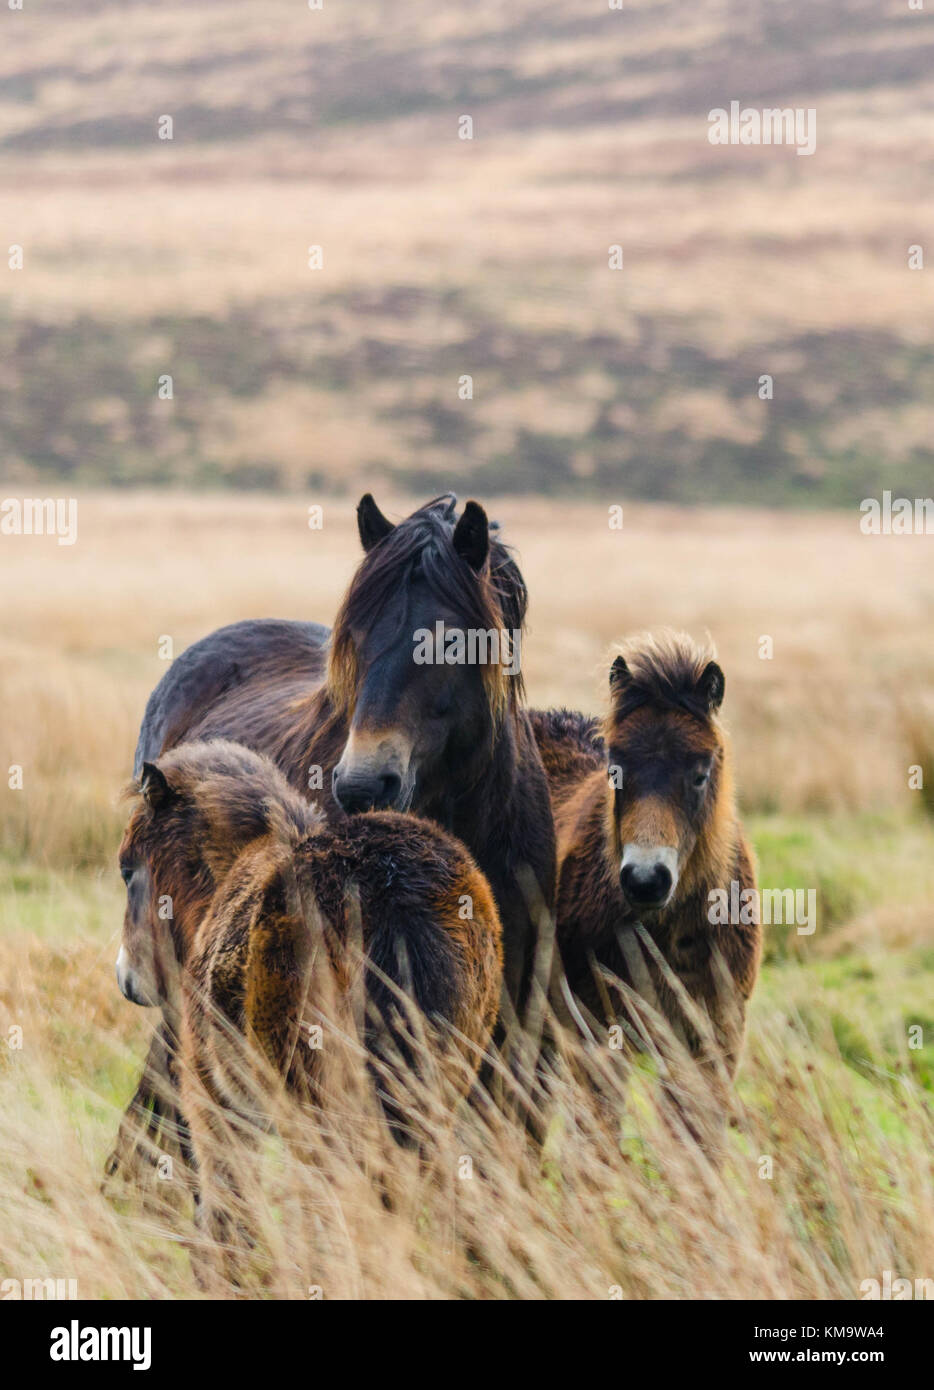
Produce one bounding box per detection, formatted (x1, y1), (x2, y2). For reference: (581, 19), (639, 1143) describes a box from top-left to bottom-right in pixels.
(654, 864), (673, 899)
(334, 781), (366, 813)
(620, 861), (673, 907)
(334, 773), (402, 814)
(378, 772), (401, 807)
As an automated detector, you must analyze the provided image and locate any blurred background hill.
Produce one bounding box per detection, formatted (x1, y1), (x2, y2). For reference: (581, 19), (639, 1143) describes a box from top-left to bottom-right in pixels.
(1, 0), (932, 502)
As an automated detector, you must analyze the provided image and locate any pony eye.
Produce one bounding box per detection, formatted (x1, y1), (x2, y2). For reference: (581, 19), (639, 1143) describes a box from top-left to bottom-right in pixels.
(120, 865), (134, 886)
(693, 770), (710, 789)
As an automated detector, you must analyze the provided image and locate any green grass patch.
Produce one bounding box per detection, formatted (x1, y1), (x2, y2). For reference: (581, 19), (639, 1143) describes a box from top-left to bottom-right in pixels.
(749, 810), (934, 957)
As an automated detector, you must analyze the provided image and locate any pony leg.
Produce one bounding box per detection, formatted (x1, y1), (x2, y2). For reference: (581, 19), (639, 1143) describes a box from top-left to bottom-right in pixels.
(179, 1058), (264, 1292)
(103, 1018), (195, 1191)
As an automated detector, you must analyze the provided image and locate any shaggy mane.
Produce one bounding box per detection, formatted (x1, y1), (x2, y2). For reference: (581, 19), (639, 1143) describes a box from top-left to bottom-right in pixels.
(530, 707), (604, 758)
(126, 739), (323, 848)
(328, 494), (527, 721)
(608, 629), (719, 726)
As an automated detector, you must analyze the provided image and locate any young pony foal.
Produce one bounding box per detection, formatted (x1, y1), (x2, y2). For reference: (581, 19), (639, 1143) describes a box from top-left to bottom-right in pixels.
(116, 739), (503, 1250)
(532, 632), (761, 1097)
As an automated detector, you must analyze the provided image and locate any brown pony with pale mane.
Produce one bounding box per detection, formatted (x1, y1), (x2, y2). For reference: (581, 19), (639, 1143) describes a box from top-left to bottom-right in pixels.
(531, 631), (761, 1087)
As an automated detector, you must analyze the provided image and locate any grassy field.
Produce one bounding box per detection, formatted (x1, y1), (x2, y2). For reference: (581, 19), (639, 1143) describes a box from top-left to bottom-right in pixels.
(1, 0), (933, 500)
(1, 493), (933, 1297)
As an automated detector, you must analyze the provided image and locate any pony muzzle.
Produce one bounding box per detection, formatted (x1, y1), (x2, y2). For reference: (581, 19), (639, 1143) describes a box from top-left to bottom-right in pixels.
(619, 844), (679, 911)
(332, 731), (414, 814)
(115, 944), (157, 1007)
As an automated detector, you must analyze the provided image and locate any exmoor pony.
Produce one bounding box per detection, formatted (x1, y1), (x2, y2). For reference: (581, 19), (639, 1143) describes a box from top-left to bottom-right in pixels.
(132, 493), (555, 1023)
(114, 739), (503, 1232)
(111, 494), (555, 1180)
(531, 632), (761, 1089)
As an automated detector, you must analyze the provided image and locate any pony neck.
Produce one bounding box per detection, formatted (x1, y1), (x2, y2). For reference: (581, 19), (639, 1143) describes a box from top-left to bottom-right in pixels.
(421, 703), (523, 841)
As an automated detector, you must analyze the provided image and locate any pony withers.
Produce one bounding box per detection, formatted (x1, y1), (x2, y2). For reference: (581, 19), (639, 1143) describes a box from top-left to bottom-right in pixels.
(531, 632), (761, 1096)
(115, 739), (503, 1246)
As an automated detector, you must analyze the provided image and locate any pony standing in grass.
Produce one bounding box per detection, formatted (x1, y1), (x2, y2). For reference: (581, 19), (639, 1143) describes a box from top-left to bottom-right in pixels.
(114, 739), (503, 1258)
(531, 632), (761, 1093)
(133, 493), (554, 1029)
(109, 494), (556, 1179)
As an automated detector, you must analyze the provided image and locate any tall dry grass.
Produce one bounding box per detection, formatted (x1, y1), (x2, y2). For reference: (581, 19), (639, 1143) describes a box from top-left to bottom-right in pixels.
(3, 918), (933, 1300)
(1, 492), (933, 1299)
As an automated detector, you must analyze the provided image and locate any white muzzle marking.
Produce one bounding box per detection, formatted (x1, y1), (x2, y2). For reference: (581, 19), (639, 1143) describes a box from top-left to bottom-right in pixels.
(620, 843), (680, 902)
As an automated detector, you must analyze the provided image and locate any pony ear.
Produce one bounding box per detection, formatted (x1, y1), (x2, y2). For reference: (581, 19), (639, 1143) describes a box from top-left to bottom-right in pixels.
(140, 762), (173, 810)
(609, 655), (630, 690)
(452, 500), (489, 571)
(357, 493), (395, 552)
(697, 661), (725, 712)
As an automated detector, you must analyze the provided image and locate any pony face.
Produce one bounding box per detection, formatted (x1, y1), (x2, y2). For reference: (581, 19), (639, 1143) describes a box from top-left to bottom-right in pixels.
(604, 636), (726, 914)
(116, 767), (207, 1008)
(115, 857), (161, 1008)
(333, 574), (491, 812)
(329, 494), (526, 816)
(116, 741), (313, 1007)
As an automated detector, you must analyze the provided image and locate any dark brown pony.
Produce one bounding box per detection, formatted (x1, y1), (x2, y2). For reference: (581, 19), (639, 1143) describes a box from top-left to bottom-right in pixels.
(117, 740), (502, 1255)
(530, 631), (761, 1088)
(110, 495), (555, 1176)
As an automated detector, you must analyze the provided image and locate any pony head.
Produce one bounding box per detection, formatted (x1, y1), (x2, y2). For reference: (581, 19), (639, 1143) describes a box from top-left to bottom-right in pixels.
(603, 631), (733, 914)
(328, 493), (527, 816)
(116, 740), (318, 1007)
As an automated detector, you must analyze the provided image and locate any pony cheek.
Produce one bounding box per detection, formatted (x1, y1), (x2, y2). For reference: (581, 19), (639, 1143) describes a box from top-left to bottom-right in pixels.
(413, 715), (463, 773)
(681, 835), (696, 874)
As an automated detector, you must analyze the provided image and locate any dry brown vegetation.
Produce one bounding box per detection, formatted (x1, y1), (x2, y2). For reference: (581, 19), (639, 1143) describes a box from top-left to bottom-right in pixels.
(0, 493), (930, 864)
(4, 945), (934, 1301)
(1, 495), (933, 1298)
(1, 0), (932, 498)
